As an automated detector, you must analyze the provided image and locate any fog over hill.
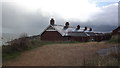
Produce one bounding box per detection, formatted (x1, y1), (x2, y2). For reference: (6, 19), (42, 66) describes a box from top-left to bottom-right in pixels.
(1, 33), (19, 45)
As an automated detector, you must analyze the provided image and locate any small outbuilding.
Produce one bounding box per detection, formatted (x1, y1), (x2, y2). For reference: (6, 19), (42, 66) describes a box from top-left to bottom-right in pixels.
(112, 26), (120, 35)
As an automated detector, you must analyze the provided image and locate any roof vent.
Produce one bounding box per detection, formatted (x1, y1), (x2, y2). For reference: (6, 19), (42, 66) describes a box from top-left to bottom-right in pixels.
(50, 18), (55, 25)
(64, 22), (69, 29)
(89, 28), (92, 31)
(84, 27), (87, 31)
(76, 25), (80, 30)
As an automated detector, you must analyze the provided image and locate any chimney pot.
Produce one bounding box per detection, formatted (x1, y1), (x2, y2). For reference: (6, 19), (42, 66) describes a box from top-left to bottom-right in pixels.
(65, 22), (69, 26)
(64, 22), (70, 29)
(89, 28), (92, 31)
(76, 25), (80, 30)
(50, 18), (55, 25)
(84, 27), (87, 31)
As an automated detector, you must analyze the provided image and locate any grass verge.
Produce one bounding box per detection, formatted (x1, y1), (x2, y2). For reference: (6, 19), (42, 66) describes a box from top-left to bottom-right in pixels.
(84, 54), (119, 66)
(108, 35), (120, 43)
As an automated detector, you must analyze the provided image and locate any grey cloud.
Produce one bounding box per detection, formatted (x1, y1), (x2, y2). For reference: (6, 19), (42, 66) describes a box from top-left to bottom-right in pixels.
(2, 2), (66, 35)
(2, 2), (51, 35)
(70, 3), (118, 32)
(90, 4), (118, 32)
(94, 5), (118, 26)
(2, 2), (118, 36)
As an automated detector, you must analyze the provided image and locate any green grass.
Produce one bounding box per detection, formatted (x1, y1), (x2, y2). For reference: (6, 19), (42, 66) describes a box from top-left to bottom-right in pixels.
(2, 51), (21, 61)
(109, 35), (120, 43)
(84, 53), (119, 66)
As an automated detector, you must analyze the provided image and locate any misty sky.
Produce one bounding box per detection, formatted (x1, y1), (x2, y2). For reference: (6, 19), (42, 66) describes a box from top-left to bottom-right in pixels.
(1, 0), (119, 36)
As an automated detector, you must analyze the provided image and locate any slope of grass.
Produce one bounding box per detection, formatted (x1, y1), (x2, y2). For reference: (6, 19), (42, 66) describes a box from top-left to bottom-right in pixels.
(85, 53), (119, 66)
(2, 51), (21, 61)
(85, 35), (120, 66)
(109, 35), (120, 43)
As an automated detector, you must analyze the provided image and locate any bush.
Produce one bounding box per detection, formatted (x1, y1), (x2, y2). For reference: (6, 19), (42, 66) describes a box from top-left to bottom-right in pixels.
(10, 33), (30, 51)
(109, 35), (120, 43)
(85, 47), (120, 66)
(2, 33), (31, 61)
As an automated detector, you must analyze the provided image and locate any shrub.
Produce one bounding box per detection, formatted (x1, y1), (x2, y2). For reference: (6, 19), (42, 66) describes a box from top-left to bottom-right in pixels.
(109, 35), (120, 43)
(9, 33), (30, 51)
(2, 33), (31, 61)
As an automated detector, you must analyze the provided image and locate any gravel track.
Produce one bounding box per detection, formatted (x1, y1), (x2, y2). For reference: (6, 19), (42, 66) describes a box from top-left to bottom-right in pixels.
(3, 42), (119, 66)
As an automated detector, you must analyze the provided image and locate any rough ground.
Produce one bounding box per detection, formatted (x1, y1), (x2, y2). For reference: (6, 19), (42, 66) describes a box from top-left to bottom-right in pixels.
(3, 42), (119, 66)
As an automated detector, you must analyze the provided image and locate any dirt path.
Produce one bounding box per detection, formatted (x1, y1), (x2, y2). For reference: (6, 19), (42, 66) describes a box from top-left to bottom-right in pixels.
(3, 42), (119, 66)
